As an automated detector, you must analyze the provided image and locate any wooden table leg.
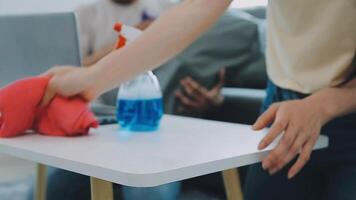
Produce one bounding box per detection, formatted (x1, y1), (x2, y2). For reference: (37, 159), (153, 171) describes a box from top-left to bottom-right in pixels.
(222, 168), (244, 200)
(35, 163), (47, 200)
(90, 177), (114, 200)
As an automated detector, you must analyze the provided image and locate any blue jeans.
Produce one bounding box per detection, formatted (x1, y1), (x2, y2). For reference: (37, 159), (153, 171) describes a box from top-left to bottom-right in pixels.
(244, 80), (356, 200)
(28, 167), (181, 200)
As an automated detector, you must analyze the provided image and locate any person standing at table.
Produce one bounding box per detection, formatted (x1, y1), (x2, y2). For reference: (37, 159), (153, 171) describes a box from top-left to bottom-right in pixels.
(40, 0), (356, 199)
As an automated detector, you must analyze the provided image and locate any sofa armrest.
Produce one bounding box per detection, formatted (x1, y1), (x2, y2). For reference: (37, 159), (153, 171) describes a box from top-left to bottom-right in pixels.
(219, 87), (266, 125)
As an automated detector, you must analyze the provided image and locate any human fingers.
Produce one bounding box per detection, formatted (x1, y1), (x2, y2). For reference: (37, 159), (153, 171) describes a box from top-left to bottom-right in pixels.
(181, 78), (208, 101)
(253, 103), (280, 130)
(40, 78), (57, 107)
(266, 127), (302, 174)
(212, 68), (226, 90)
(175, 91), (200, 108)
(287, 133), (319, 179)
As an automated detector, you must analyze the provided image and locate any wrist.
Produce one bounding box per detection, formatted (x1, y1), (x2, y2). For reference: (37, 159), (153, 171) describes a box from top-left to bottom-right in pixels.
(82, 66), (102, 100)
(319, 101), (336, 125)
(305, 93), (336, 125)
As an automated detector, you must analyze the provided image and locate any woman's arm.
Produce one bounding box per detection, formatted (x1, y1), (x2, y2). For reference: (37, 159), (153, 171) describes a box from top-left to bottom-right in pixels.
(311, 78), (356, 120)
(42, 0), (231, 104)
(82, 20), (155, 66)
(91, 0), (231, 96)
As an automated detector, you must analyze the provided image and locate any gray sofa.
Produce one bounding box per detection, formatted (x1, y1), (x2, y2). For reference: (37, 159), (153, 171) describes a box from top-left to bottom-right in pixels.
(218, 7), (267, 125)
(160, 7), (267, 125)
(153, 7), (268, 122)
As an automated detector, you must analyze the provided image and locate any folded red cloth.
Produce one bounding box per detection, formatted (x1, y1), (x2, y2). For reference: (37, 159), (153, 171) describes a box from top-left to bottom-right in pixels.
(0, 76), (98, 137)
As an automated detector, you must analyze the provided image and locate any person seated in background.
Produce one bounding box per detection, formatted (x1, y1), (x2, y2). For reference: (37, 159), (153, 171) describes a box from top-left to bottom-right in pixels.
(35, 1), (181, 200)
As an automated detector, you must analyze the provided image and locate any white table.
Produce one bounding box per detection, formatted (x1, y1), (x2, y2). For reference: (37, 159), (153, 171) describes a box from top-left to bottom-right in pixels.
(0, 115), (328, 200)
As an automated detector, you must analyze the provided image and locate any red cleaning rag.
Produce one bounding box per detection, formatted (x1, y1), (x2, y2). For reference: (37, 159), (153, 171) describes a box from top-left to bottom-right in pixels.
(0, 76), (98, 137)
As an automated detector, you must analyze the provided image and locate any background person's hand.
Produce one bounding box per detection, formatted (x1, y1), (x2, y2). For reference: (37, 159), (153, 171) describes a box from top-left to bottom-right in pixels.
(40, 66), (97, 107)
(252, 98), (331, 179)
(175, 68), (225, 113)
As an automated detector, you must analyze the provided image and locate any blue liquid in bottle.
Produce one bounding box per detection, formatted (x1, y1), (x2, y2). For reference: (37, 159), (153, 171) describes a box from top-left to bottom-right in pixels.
(116, 98), (163, 132)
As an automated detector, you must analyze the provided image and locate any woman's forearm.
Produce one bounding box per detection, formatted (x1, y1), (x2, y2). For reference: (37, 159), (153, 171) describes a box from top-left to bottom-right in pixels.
(90, 0), (231, 95)
(305, 78), (356, 123)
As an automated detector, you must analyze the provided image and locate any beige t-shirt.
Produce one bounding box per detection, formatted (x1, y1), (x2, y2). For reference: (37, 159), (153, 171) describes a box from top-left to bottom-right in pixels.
(267, 0), (356, 94)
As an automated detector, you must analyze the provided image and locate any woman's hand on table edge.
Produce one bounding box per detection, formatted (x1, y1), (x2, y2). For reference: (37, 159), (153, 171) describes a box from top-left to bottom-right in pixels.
(251, 97), (333, 179)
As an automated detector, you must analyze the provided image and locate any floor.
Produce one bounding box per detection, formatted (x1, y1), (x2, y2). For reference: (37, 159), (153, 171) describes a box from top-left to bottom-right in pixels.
(0, 155), (36, 182)
(0, 155), (223, 200)
(0, 155), (36, 200)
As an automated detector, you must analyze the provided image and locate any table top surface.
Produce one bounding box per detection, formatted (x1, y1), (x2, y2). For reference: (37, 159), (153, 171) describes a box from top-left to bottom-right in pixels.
(0, 115), (328, 187)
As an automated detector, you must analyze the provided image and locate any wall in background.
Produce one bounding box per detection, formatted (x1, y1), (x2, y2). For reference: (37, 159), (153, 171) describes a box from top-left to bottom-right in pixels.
(231, 0), (267, 8)
(0, 0), (267, 15)
(0, 0), (96, 14)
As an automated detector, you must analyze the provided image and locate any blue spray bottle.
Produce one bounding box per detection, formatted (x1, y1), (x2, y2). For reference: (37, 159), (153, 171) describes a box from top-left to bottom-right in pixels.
(113, 23), (163, 132)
